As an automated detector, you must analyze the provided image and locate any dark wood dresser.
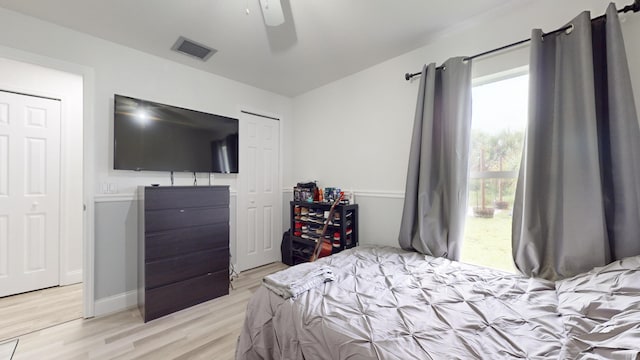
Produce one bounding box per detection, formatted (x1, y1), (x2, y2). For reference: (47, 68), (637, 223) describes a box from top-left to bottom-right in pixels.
(138, 185), (230, 322)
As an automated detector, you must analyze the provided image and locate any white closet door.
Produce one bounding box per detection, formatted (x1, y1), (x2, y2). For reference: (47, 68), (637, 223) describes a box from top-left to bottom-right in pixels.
(237, 112), (280, 271)
(0, 91), (61, 297)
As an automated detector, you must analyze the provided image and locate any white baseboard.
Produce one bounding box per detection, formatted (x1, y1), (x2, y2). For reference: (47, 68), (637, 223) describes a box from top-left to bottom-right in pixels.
(94, 193), (136, 203)
(94, 290), (138, 317)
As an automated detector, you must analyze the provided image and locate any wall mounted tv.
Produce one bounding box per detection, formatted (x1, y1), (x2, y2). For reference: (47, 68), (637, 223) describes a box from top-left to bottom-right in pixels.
(113, 94), (239, 173)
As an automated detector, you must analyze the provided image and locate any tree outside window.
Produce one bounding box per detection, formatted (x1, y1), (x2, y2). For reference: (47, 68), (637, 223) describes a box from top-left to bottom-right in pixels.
(461, 74), (528, 272)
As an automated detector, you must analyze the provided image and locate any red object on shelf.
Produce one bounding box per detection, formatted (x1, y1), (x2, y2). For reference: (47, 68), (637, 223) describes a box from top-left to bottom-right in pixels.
(332, 232), (341, 247)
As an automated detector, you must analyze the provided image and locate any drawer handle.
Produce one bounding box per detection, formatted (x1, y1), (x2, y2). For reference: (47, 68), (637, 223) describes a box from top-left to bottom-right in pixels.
(179, 209), (185, 213)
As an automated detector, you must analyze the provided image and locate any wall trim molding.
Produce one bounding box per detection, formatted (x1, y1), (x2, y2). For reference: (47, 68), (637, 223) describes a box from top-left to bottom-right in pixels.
(94, 290), (138, 317)
(355, 190), (404, 199)
(94, 193), (136, 203)
(94, 190), (238, 203)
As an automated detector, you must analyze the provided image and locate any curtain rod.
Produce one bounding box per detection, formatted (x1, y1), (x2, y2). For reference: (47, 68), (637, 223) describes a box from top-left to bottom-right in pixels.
(404, 0), (640, 81)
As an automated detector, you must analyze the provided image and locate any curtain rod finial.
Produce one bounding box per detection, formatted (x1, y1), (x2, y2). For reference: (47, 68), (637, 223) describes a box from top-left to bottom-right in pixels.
(405, 72), (420, 81)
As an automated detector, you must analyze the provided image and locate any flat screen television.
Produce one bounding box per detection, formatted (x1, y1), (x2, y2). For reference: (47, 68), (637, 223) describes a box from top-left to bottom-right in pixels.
(113, 94), (239, 173)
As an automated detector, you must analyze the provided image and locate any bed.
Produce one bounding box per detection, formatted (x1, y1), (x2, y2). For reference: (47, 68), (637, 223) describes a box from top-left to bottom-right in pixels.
(236, 246), (640, 359)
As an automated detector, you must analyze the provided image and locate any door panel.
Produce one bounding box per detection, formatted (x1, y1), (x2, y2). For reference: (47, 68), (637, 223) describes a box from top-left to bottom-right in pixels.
(26, 106), (48, 128)
(263, 206), (273, 251)
(263, 150), (273, 192)
(247, 207), (257, 254)
(25, 137), (47, 195)
(0, 103), (8, 124)
(0, 135), (7, 196)
(0, 91), (60, 297)
(0, 215), (7, 277)
(238, 112), (280, 271)
(25, 214), (46, 272)
(247, 146), (257, 193)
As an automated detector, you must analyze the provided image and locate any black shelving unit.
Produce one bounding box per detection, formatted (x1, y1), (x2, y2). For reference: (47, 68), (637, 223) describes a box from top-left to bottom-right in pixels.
(289, 201), (358, 265)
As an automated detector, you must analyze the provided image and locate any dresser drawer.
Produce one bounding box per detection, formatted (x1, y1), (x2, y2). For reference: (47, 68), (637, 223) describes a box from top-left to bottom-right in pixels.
(145, 206), (229, 233)
(144, 270), (229, 321)
(145, 223), (229, 260)
(145, 187), (229, 210)
(145, 249), (229, 289)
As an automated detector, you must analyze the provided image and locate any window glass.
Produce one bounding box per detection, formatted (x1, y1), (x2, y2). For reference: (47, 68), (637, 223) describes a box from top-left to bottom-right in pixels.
(461, 74), (528, 272)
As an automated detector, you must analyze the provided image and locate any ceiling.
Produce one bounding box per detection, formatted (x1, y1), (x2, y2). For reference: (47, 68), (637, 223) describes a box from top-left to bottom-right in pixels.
(0, 0), (520, 96)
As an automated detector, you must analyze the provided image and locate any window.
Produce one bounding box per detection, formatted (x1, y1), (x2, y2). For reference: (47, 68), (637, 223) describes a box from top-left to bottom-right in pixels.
(460, 74), (528, 272)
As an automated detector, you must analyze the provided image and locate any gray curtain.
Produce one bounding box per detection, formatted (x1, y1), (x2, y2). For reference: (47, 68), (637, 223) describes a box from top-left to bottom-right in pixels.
(398, 57), (472, 260)
(513, 4), (640, 280)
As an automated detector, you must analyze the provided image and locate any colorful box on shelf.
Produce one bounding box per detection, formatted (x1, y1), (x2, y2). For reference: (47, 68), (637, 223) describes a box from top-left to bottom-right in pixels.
(293, 181), (355, 204)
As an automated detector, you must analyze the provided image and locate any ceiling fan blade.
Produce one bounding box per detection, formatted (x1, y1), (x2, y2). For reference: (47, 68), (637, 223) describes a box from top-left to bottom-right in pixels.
(259, 0), (285, 27)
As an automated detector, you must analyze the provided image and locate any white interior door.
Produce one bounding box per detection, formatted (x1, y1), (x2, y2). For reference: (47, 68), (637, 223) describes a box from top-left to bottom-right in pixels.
(237, 112), (280, 271)
(0, 91), (61, 297)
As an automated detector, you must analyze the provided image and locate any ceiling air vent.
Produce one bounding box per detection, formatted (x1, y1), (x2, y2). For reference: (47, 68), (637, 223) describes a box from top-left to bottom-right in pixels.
(171, 36), (217, 61)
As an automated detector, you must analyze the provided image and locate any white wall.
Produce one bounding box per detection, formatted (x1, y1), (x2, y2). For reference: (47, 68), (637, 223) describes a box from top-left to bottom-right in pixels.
(0, 7), (294, 307)
(0, 57), (83, 285)
(0, 7), (295, 193)
(291, 0), (640, 247)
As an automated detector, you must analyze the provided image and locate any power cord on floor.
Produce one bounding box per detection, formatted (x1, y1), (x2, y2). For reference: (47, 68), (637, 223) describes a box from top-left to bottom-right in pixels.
(229, 253), (240, 290)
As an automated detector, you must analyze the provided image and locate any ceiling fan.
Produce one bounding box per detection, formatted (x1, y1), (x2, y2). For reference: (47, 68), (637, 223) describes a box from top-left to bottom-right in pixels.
(249, 0), (296, 51)
(258, 0), (285, 27)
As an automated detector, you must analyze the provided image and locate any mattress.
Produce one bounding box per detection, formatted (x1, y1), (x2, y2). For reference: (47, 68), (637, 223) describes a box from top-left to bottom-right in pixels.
(236, 246), (640, 359)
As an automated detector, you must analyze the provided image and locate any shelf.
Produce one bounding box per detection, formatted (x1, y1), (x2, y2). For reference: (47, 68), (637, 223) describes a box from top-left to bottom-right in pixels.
(294, 218), (342, 228)
(291, 236), (317, 247)
(287, 200), (358, 266)
(291, 201), (359, 211)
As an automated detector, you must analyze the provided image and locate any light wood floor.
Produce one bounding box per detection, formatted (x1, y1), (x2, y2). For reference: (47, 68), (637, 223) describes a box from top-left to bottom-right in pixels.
(12, 262), (288, 360)
(0, 283), (83, 342)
